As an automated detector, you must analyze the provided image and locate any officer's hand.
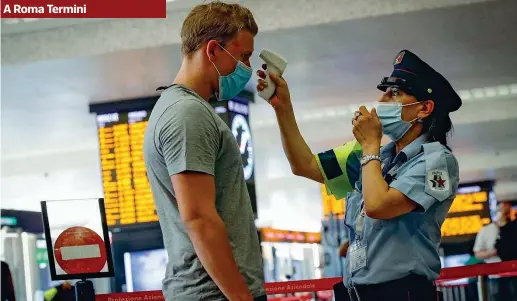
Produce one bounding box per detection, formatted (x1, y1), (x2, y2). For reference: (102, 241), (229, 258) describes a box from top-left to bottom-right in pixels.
(352, 106), (382, 150)
(256, 64), (292, 113)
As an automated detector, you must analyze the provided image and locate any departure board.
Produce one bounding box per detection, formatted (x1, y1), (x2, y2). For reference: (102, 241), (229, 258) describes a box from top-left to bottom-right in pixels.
(441, 183), (494, 244)
(96, 110), (157, 227)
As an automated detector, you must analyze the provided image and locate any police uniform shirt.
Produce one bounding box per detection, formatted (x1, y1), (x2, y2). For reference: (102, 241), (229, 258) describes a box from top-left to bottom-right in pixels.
(315, 135), (459, 287)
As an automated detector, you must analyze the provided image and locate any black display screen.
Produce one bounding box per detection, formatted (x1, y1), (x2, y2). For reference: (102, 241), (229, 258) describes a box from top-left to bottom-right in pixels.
(440, 182), (494, 245)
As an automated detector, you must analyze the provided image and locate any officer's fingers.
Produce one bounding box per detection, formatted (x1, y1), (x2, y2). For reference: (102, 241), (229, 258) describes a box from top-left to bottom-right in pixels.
(256, 79), (268, 92)
(256, 70), (267, 79)
(269, 73), (288, 88)
(352, 124), (362, 140)
(356, 115), (368, 124)
(370, 108), (378, 118)
(257, 78), (268, 86)
(359, 106), (370, 116)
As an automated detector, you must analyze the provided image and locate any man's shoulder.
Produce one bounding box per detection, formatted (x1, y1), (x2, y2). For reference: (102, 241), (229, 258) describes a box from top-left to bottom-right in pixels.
(480, 222), (498, 234)
(150, 93), (216, 132)
(157, 88), (211, 115)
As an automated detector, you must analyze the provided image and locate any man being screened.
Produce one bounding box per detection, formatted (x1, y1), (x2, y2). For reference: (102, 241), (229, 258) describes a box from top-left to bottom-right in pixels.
(144, 2), (265, 301)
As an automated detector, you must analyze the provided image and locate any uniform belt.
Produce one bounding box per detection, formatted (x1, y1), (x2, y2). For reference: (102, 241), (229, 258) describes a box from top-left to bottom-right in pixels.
(349, 274), (436, 301)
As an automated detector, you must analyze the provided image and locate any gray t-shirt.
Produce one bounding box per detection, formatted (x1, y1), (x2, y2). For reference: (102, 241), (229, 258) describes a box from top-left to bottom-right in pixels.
(143, 85), (265, 301)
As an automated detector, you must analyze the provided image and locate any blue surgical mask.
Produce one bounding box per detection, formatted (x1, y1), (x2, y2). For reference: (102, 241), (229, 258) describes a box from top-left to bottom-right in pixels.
(212, 46), (252, 101)
(376, 102), (420, 141)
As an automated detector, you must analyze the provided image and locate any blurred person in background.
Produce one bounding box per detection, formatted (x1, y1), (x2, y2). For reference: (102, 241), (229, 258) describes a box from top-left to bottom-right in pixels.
(144, 2), (265, 301)
(257, 49), (461, 301)
(1, 261), (16, 301)
(43, 281), (75, 301)
(494, 201), (517, 261)
(474, 200), (517, 300)
(494, 201), (517, 300)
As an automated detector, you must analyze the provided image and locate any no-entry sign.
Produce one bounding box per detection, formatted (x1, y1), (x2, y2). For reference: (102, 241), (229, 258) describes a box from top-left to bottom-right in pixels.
(54, 226), (107, 274)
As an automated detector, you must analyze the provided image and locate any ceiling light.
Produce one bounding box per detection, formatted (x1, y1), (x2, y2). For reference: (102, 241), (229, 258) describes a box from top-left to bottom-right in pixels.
(2, 18), (45, 25)
(484, 87), (497, 98)
(472, 88), (485, 99)
(325, 109), (337, 117)
(496, 86), (510, 96)
(511, 84), (517, 95)
(313, 112), (324, 119)
(458, 90), (472, 100)
(251, 84), (517, 129)
(336, 108), (350, 116)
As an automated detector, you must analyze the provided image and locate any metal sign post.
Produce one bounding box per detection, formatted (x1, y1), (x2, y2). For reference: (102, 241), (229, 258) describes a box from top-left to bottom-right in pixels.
(75, 280), (96, 301)
(477, 275), (488, 301)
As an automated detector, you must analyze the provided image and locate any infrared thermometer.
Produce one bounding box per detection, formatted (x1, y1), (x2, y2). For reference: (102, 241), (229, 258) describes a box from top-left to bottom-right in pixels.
(258, 49), (288, 101)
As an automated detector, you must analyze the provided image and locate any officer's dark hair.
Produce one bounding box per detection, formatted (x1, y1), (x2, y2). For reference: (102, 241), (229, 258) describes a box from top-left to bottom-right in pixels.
(421, 104), (453, 151)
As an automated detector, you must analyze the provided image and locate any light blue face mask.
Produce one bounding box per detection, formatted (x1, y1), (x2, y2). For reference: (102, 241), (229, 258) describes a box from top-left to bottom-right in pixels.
(376, 102), (420, 141)
(212, 45), (252, 101)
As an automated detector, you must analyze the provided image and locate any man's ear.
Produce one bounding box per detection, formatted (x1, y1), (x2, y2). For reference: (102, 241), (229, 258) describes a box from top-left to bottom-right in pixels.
(417, 100), (435, 119)
(206, 40), (220, 63)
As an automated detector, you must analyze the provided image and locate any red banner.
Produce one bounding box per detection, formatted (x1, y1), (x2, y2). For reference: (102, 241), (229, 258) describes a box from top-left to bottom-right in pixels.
(96, 291), (164, 301)
(94, 261), (517, 299)
(264, 277), (342, 295)
(269, 294), (313, 301)
(436, 260), (517, 282)
(0, 0), (166, 18)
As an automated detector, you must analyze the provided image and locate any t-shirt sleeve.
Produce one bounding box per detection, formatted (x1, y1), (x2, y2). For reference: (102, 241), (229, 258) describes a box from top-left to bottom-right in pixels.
(315, 140), (363, 200)
(156, 101), (219, 176)
(390, 149), (459, 212)
(473, 227), (487, 252)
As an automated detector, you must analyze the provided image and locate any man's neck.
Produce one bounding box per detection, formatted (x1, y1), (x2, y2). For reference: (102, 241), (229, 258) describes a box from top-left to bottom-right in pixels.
(173, 58), (214, 101)
(395, 124), (423, 154)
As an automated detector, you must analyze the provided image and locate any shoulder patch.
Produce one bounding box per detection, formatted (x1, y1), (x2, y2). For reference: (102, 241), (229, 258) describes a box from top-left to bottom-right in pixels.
(422, 142), (454, 202)
(427, 169), (450, 192)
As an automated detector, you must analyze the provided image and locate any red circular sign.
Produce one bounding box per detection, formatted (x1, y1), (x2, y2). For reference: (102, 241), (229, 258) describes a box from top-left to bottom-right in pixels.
(54, 226), (107, 274)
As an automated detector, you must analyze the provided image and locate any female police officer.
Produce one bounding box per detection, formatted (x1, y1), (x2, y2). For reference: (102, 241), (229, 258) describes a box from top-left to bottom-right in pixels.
(257, 49), (462, 301)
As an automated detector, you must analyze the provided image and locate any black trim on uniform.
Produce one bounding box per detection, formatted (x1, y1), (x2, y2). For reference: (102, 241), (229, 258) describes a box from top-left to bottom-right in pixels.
(318, 150), (343, 180)
(345, 149), (362, 187)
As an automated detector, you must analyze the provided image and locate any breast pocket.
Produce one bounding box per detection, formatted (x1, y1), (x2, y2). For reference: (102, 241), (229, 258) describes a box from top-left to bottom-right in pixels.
(364, 215), (400, 242)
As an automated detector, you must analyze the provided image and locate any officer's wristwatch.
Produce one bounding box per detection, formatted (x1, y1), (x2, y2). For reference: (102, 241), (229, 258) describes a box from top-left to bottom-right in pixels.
(360, 154), (381, 166)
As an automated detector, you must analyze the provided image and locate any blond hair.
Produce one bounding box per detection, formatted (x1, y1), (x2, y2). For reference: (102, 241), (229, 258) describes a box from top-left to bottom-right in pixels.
(180, 1), (258, 55)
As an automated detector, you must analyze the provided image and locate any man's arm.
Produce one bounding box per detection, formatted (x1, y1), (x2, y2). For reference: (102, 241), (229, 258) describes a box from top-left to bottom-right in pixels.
(473, 228), (497, 260)
(172, 172), (252, 301)
(158, 103), (252, 301)
(474, 250), (497, 260)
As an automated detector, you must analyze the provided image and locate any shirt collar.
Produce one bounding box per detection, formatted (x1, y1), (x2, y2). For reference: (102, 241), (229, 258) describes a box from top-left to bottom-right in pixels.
(380, 134), (427, 164)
